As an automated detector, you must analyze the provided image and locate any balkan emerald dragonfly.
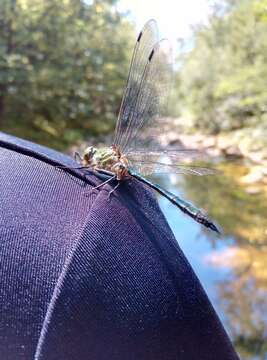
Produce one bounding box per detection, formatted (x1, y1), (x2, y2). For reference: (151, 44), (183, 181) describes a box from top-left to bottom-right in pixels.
(75, 19), (220, 234)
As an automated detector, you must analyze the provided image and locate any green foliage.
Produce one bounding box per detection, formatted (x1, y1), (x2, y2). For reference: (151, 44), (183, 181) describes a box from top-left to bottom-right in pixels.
(0, 0), (134, 149)
(254, 0), (267, 22)
(177, 0), (267, 140)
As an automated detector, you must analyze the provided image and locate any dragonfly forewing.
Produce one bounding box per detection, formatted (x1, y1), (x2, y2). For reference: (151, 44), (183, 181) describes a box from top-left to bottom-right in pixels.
(114, 19), (159, 147)
(113, 33), (172, 153)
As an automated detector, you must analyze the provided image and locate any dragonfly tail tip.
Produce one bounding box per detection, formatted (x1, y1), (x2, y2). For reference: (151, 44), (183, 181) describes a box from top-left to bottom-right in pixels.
(209, 222), (221, 234)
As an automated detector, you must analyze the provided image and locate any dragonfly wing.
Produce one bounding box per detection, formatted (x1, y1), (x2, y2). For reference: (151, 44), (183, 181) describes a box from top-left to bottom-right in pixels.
(129, 160), (219, 176)
(113, 34), (172, 152)
(114, 22), (219, 179)
(113, 20), (159, 147)
(127, 149), (208, 163)
(128, 149), (220, 176)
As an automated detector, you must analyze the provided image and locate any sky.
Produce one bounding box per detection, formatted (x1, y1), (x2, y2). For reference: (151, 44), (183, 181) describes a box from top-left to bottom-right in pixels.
(118, 0), (213, 50)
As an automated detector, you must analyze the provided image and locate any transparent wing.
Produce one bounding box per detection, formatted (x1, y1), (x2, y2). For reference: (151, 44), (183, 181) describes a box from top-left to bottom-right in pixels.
(113, 19), (159, 146)
(114, 22), (218, 178)
(129, 160), (219, 176)
(128, 148), (220, 176)
(114, 36), (172, 152)
(127, 149), (208, 163)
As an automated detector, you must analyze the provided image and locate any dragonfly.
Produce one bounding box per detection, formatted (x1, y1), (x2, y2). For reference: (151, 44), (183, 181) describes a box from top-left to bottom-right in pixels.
(74, 19), (220, 234)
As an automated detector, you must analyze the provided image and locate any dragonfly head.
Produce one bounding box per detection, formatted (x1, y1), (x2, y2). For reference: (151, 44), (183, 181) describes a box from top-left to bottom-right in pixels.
(83, 146), (96, 165)
(112, 162), (128, 181)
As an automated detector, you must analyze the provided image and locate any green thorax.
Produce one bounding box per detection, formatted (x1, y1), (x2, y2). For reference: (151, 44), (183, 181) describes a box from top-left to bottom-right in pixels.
(89, 146), (118, 170)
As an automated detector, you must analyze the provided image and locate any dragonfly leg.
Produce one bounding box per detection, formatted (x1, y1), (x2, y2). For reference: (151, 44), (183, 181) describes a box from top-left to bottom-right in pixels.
(56, 165), (89, 170)
(92, 175), (116, 190)
(74, 151), (83, 163)
(56, 152), (85, 170)
(84, 175), (116, 197)
(107, 181), (121, 200)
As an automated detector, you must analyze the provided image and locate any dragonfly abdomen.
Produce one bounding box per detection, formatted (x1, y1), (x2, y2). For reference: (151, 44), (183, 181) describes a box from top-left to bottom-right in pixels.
(131, 172), (220, 233)
(170, 196), (219, 233)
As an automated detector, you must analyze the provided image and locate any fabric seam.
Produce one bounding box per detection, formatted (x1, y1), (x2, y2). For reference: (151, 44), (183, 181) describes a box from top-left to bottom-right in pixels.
(33, 189), (105, 359)
(0, 138), (95, 185)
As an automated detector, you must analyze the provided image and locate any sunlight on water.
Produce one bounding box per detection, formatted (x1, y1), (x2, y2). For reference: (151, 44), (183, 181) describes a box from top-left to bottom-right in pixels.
(153, 162), (267, 360)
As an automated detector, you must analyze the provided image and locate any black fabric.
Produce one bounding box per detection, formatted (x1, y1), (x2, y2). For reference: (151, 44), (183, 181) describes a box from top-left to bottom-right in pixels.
(0, 132), (239, 359)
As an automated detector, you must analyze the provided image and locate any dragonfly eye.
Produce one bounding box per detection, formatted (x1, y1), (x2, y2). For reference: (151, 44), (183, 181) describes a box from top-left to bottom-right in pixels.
(113, 163), (125, 172)
(83, 146), (96, 163)
(89, 147), (96, 156)
(84, 146), (95, 157)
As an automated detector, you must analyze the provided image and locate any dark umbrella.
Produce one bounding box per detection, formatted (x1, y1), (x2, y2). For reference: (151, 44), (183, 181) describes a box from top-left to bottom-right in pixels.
(0, 132), (239, 359)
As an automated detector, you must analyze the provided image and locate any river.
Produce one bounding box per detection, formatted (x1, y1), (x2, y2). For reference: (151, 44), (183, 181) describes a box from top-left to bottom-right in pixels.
(152, 161), (267, 360)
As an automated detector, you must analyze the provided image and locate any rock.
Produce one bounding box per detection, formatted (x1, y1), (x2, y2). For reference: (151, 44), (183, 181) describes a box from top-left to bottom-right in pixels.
(217, 136), (233, 151)
(202, 136), (216, 148)
(248, 151), (267, 163)
(206, 148), (222, 157)
(167, 139), (184, 147)
(159, 132), (181, 147)
(245, 186), (262, 195)
(241, 167), (265, 184)
(223, 145), (243, 159)
(261, 164), (267, 176)
(175, 134), (204, 151)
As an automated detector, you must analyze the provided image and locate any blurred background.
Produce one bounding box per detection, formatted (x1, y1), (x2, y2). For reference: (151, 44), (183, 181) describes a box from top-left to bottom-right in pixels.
(1, 0), (267, 358)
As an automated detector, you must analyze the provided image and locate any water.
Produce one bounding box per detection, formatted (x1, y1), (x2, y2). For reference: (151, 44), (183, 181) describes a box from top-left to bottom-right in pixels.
(153, 162), (267, 360)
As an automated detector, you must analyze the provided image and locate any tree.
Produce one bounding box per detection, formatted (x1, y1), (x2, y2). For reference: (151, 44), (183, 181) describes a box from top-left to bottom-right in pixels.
(177, 0), (267, 141)
(0, 0), (134, 148)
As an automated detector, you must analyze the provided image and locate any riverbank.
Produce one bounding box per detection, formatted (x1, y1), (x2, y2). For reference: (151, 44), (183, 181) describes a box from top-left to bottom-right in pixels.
(70, 117), (267, 186)
(176, 131), (267, 186)
(154, 117), (267, 186)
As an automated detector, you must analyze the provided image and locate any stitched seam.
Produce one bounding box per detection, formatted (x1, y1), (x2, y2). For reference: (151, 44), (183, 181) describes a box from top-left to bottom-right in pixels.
(0, 139), (94, 185)
(33, 189), (104, 359)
